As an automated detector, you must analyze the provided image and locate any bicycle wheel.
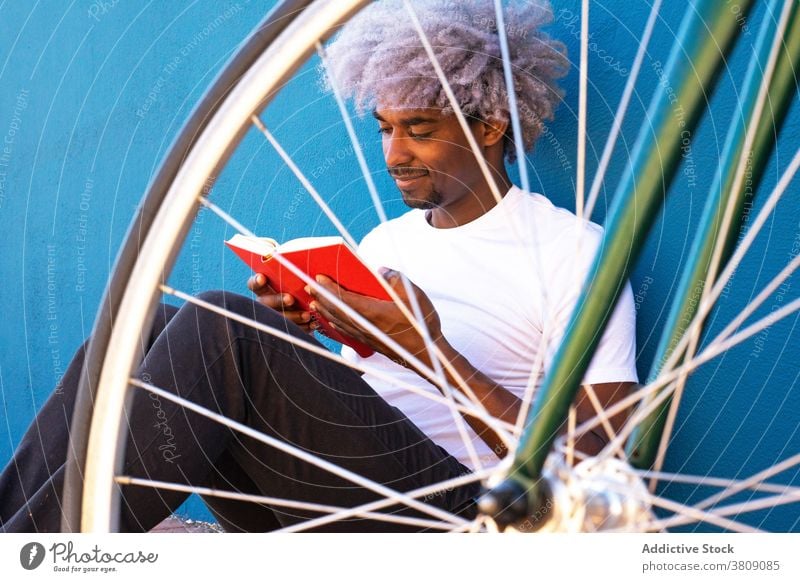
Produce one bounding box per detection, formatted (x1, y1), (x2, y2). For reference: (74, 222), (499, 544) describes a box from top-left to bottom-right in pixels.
(64, 0), (800, 533)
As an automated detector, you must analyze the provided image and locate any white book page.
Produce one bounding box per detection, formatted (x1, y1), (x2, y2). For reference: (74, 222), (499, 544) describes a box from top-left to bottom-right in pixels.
(277, 236), (345, 253)
(226, 234), (279, 257)
(226, 234), (346, 256)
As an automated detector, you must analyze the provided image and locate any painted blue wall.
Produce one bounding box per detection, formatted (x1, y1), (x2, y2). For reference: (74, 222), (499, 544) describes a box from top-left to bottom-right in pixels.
(1, 1), (797, 530)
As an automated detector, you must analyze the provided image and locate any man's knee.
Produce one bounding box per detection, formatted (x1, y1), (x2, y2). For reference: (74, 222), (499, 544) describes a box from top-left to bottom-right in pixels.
(189, 290), (285, 331)
(194, 290), (257, 317)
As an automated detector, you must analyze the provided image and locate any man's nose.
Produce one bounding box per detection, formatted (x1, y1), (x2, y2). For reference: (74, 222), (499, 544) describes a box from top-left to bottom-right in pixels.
(383, 134), (414, 167)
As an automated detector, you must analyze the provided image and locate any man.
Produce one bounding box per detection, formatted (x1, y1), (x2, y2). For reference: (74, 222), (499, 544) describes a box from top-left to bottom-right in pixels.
(258, 0), (638, 469)
(0, 0), (637, 532)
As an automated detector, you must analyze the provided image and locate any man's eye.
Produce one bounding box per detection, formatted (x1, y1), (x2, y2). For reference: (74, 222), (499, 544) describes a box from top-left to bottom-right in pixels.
(378, 127), (392, 135)
(408, 130), (432, 140)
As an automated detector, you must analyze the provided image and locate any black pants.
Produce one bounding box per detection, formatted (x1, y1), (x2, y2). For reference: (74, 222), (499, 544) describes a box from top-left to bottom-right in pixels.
(0, 291), (479, 532)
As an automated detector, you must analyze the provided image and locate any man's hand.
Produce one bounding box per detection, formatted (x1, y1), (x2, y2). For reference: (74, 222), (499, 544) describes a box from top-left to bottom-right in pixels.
(308, 269), (442, 365)
(247, 273), (314, 333)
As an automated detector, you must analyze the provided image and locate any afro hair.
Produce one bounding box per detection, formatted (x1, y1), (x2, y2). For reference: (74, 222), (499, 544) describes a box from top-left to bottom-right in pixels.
(321, 0), (569, 162)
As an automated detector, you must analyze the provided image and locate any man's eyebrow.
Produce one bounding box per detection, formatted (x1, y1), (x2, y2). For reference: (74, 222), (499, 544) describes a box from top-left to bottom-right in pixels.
(371, 111), (438, 126)
(402, 116), (438, 126)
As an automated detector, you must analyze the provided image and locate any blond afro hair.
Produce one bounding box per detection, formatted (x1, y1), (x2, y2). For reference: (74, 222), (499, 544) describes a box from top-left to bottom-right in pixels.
(322, 0), (569, 162)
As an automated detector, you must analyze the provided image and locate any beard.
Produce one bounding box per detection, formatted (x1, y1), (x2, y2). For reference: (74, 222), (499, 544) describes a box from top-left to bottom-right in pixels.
(400, 185), (443, 210)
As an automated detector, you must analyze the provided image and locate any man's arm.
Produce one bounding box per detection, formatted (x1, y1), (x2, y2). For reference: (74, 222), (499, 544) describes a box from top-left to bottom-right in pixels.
(388, 338), (633, 459)
(308, 271), (633, 459)
(570, 381), (635, 456)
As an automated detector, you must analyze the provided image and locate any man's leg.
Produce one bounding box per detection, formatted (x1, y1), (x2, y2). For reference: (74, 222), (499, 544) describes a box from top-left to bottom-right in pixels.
(117, 290), (479, 532)
(2, 291), (479, 532)
(0, 303), (179, 532)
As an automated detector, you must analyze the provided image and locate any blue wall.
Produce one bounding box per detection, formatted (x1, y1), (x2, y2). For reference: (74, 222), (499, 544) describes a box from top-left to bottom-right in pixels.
(1, 1), (797, 530)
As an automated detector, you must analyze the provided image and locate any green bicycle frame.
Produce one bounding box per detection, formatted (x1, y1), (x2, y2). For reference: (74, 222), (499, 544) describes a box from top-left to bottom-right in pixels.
(627, 0), (800, 468)
(487, 0), (761, 518)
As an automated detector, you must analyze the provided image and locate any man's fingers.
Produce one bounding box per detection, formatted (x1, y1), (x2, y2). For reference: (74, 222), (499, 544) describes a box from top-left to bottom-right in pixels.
(310, 296), (353, 333)
(311, 299), (363, 341)
(255, 291), (297, 310)
(311, 274), (342, 296)
(310, 274), (370, 312)
(248, 273), (302, 311)
(247, 273), (267, 292)
(247, 273), (313, 332)
(255, 293), (281, 309)
(285, 310), (312, 325)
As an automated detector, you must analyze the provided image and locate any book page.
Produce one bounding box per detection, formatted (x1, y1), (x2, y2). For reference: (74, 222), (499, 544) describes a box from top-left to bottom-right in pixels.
(277, 236), (346, 253)
(226, 234), (278, 258)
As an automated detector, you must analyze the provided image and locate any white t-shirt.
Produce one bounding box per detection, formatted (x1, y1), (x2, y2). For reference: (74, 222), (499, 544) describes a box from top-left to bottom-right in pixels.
(342, 186), (638, 470)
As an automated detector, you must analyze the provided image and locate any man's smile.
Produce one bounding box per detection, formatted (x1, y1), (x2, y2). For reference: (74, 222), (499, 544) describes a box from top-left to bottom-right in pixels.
(389, 167), (429, 188)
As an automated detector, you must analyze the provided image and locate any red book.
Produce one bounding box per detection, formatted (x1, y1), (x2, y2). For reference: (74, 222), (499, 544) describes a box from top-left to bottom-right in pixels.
(225, 234), (391, 357)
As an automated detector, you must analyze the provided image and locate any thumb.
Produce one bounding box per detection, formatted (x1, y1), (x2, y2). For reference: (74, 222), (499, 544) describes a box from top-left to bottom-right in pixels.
(379, 268), (405, 293)
(379, 267), (400, 281)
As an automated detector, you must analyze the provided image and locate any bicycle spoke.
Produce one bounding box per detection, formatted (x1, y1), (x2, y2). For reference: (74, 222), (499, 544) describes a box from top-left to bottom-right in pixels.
(552, 439), (591, 463)
(616, 296), (800, 441)
(654, 492), (800, 530)
(582, 383), (621, 446)
(401, 2), (634, 469)
(644, 255), (800, 491)
(651, 0), (796, 478)
(692, 453), (800, 512)
(468, 514), (488, 533)
(581, 383), (628, 462)
(484, 516), (501, 533)
(490, 0), (565, 448)
(159, 284), (516, 435)
(402, 0), (503, 203)
(129, 377), (469, 527)
(570, 374), (679, 441)
(575, 0), (589, 219)
(566, 405), (577, 467)
(250, 115), (358, 249)
(276, 468), (495, 533)
(584, 0), (663, 220)
(602, 294), (799, 454)
(597, 380), (679, 462)
(315, 42), (485, 470)
(656, 146), (800, 380)
(702, 254), (800, 352)
(689, 298), (800, 377)
(115, 476), (456, 530)
(314, 40), (451, 364)
(198, 196), (255, 237)
(632, 467), (800, 497)
(207, 131), (511, 462)
(492, 0), (530, 193)
(189, 198), (514, 447)
(599, 479), (764, 533)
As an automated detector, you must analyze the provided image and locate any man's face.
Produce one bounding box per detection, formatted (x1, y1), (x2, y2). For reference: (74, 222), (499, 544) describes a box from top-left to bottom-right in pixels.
(374, 107), (485, 213)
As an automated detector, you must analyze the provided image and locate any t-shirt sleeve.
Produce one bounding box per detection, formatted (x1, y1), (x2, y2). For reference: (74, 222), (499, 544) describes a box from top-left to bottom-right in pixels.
(543, 227), (639, 385)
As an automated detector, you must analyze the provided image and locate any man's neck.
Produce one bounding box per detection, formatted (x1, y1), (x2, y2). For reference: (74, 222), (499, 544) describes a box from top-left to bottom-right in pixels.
(427, 171), (513, 229)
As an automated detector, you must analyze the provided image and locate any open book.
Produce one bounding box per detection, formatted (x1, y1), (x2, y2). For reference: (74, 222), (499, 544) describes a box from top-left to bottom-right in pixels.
(225, 234), (391, 357)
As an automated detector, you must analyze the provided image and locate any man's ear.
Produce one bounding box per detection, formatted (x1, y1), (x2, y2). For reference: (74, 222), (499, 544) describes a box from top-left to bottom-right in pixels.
(481, 117), (509, 148)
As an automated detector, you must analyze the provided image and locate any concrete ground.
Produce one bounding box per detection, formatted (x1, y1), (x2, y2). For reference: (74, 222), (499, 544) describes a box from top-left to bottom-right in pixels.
(150, 515), (223, 533)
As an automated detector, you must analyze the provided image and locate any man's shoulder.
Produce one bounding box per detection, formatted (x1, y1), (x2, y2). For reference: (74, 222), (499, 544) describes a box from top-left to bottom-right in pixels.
(359, 209), (424, 246)
(517, 189), (604, 249)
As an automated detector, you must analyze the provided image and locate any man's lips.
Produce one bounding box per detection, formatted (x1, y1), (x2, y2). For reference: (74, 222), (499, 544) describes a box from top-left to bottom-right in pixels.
(390, 169), (428, 187)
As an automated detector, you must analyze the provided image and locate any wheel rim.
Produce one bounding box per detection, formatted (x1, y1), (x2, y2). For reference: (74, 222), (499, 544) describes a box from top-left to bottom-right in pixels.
(67, 0), (800, 533)
(79, 0), (371, 533)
